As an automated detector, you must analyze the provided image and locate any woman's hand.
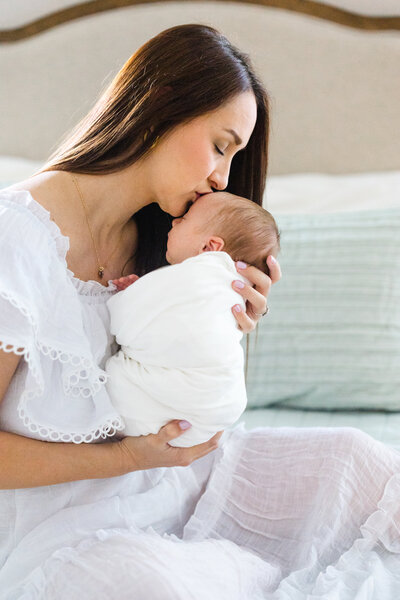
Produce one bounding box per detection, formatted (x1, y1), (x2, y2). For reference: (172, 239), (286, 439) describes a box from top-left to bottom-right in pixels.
(231, 255), (282, 334)
(115, 420), (223, 472)
(111, 274), (139, 291)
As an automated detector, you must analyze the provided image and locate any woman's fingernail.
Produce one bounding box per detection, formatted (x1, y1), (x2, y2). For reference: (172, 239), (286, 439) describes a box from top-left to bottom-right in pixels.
(234, 280), (245, 289)
(233, 304), (242, 313)
(236, 261), (247, 269)
(269, 256), (276, 264)
(179, 420), (192, 430)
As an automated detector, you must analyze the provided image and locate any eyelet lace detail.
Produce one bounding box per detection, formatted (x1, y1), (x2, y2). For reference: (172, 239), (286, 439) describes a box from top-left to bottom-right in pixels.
(0, 189), (125, 443)
(0, 288), (107, 394)
(0, 288), (124, 444)
(0, 330), (124, 444)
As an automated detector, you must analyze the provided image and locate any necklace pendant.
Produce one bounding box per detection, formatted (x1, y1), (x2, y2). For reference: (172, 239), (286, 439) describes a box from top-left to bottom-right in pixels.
(98, 267), (105, 279)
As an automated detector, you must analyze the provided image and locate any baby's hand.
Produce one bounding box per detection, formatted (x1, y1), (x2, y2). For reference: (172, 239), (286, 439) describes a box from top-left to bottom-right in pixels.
(111, 274), (139, 291)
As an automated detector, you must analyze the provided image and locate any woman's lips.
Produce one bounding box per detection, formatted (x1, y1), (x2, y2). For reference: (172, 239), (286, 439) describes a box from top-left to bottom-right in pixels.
(194, 192), (209, 201)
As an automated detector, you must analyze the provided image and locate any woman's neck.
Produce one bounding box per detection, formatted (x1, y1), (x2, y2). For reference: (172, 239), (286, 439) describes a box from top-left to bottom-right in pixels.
(11, 164), (155, 282)
(64, 162), (153, 248)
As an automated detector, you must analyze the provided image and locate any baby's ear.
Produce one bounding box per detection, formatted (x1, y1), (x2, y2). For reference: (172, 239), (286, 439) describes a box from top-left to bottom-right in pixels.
(202, 237), (225, 253)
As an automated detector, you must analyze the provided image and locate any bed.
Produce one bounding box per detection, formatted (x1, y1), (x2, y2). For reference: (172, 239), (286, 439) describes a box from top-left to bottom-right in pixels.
(1, 0), (400, 449)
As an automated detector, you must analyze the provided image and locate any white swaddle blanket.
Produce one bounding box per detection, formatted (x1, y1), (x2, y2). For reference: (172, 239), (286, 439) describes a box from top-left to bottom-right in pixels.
(105, 251), (248, 447)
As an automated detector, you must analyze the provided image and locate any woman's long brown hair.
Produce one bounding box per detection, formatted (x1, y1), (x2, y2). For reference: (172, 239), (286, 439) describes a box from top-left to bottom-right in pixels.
(40, 24), (270, 276)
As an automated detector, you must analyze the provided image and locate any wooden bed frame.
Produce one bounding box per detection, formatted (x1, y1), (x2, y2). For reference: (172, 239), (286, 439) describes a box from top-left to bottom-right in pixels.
(1, 0), (399, 174)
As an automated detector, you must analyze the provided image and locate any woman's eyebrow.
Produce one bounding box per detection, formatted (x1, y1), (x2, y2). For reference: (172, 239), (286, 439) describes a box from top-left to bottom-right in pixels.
(223, 128), (242, 146)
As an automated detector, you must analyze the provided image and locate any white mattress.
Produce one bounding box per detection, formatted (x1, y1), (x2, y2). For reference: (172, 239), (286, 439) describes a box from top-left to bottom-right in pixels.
(239, 408), (400, 451)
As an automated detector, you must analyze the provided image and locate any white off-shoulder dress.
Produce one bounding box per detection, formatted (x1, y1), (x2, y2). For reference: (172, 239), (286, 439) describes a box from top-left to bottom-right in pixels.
(1, 189), (400, 600)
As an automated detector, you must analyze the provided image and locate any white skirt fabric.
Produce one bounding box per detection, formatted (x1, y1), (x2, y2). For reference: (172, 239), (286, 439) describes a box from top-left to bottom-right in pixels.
(4, 424), (400, 600)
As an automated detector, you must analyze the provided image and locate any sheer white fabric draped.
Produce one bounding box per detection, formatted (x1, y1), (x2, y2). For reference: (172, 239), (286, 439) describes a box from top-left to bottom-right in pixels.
(15, 426), (400, 600)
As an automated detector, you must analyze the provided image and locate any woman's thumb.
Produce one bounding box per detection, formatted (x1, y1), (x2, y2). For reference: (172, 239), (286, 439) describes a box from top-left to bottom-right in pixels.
(159, 420), (192, 442)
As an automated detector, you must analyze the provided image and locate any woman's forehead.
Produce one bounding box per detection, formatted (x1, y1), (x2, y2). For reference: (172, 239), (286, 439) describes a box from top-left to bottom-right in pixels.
(177, 91), (256, 140)
(205, 91), (257, 144)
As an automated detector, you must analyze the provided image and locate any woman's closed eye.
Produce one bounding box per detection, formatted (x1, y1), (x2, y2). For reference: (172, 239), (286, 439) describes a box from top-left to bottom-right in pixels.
(214, 144), (224, 156)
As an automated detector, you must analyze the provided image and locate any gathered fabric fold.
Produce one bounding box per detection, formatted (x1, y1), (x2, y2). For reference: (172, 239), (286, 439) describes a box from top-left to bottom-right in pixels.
(8, 427), (400, 600)
(0, 191), (124, 443)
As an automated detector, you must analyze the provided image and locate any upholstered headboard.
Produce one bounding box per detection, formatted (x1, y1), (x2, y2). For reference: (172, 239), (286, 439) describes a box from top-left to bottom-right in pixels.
(1, 0), (399, 174)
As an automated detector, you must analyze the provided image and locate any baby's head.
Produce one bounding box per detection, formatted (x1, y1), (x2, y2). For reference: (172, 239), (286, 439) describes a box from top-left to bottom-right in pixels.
(166, 192), (280, 275)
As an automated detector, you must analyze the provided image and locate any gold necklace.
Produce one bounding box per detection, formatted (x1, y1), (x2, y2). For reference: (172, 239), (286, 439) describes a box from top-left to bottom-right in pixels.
(71, 174), (124, 280)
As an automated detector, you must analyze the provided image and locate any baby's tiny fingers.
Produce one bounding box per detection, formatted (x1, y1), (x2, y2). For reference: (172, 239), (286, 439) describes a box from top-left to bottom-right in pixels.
(111, 274), (139, 291)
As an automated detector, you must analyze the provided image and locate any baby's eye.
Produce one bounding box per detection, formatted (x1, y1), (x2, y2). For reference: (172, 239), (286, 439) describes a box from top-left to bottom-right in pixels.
(214, 144), (224, 156)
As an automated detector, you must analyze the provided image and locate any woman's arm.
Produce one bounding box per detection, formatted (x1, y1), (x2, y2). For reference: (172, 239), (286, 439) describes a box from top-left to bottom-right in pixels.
(0, 429), (129, 489)
(0, 350), (221, 490)
(0, 347), (21, 400)
(0, 349), (125, 488)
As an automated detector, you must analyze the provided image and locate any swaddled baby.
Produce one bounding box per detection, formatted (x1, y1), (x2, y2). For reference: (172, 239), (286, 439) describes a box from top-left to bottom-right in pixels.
(105, 192), (280, 447)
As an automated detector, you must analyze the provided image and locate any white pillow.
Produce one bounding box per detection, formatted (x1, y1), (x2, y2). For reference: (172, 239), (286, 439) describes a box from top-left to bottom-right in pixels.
(264, 171), (400, 214)
(245, 206), (400, 411)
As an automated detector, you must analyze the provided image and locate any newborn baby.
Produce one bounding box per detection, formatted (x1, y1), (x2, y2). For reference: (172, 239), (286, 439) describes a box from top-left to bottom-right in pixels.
(105, 192), (280, 447)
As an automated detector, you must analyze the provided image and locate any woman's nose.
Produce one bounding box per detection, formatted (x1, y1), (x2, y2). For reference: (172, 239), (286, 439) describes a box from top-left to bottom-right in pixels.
(209, 162), (230, 191)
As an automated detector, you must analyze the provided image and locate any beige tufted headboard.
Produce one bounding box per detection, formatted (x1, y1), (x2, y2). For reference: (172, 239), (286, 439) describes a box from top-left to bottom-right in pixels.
(0, 0), (399, 174)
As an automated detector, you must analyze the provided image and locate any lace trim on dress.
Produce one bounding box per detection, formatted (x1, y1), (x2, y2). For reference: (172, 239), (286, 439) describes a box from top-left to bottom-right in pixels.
(0, 191), (124, 443)
(0, 293), (123, 443)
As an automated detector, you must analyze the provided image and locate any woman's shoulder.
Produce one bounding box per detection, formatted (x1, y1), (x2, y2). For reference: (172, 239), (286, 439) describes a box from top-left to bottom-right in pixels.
(2, 171), (69, 217)
(0, 182), (70, 263)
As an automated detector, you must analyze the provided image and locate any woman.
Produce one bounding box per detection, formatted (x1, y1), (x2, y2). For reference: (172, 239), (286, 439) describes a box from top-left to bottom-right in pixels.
(0, 24), (399, 600)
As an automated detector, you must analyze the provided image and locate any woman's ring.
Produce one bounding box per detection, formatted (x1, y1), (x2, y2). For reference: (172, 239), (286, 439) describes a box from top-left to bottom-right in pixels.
(255, 306), (269, 317)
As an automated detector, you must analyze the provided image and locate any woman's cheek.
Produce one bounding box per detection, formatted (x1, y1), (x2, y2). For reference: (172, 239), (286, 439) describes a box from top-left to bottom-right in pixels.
(186, 139), (211, 167)
(176, 140), (214, 186)
(195, 154), (215, 182)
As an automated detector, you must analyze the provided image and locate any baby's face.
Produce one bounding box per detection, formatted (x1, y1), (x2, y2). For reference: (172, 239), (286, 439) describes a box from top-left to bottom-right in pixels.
(166, 193), (218, 264)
